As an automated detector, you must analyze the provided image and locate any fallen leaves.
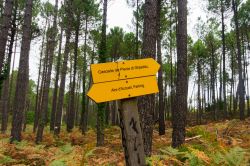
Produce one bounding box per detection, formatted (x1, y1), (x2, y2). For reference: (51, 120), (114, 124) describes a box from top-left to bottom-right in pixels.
(0, 118), (249, 165)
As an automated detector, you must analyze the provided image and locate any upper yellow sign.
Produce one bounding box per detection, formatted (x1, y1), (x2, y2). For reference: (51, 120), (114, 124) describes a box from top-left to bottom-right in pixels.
(91, 58), (160, 83)
(87, 76), (159, 103)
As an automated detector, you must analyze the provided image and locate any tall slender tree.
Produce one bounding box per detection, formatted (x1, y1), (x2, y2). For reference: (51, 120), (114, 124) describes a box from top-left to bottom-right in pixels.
(68, 12), (80, 132)
(50, 24), (63, 131)
(10, 0), (33, 142)
(36, 0), (59, 143)
(157, 0), (165, 135)
(232, 0), (245, 120)
(0, 0), (14, 93)
(96, 0), (107, 146)
(1, 1), (18, 134)
(172, 0), (188, 148)
(54, 1), (73, 136)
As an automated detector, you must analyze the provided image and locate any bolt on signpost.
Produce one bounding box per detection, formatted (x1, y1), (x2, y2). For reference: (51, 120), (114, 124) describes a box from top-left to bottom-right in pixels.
(87, 58), (160, 165)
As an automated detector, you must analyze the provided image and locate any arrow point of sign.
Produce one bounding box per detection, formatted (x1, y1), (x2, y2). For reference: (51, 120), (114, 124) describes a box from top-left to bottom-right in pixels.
(149, 58), (160, 73)
(87, 85), (97, 103)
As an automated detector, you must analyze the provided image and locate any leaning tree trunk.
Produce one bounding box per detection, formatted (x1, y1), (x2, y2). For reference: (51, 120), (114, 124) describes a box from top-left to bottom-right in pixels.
(138, 0), (157, 156)
(10, 0), (33, 142)
(232, 0), (245, 120)
(172, 0), (187, 148)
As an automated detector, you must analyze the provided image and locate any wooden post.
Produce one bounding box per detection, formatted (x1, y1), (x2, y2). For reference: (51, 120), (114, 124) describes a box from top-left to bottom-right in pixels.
(119, 98), (146, 166)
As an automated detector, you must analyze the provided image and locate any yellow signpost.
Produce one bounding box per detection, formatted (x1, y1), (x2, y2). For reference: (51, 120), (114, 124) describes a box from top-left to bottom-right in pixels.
(87, 58), (160, 165)
(87, 76), (158, 103)
(90, 58), (160, 83)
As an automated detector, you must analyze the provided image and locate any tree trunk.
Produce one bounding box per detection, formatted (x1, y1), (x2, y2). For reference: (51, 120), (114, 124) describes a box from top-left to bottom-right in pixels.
(96, 0), (108, 146)
(136, 0), (139, 56)
(54, 0), (73, 136)
(33, 19), (47, 133)
(138, 0), (157, 156)
(157, 0), (165, 135)
(75, 72), (81, 126)
(80, 17), (89, 134)
(0, 0), (14, 79)
(50, 24), (62, 131)
(197, 61), (201, 124)
(172, 0), (187, 148)
(0, 0), (4, 16)
(68, 14), (80, 132)
(221, 0), (227, 118)
(8, 25), (18, 115)
(36, 0), (59, 143)
(1, 4), (17, 133)
(10, 0), (33, 142)
(232, 0), (245, 120)
(34, 45), (48, 133)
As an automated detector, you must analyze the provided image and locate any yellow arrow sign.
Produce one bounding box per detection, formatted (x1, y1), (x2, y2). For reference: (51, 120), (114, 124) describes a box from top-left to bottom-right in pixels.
(90, 58), (160, 83)
(87, 76), (159, 103)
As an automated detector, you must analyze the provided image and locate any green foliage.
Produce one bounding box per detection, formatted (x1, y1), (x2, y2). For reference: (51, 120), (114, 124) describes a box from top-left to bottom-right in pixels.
(211, 147), (246, 166)
(14, 140), (29, 150)
(25, 111), (35, 124)
(107, 27), (125, 60)
(122, 32), (137, 59)
(162, 61), (176, 85)
(185, 153), (204, 166)
(49, 160), (67, 166)
(186, 126), (213, 141)
(207, 0), (231, 14)
(189, 39), (208, 75)
(40, 1), (54, 19)
(60, 144), (73, 154)
(0, 155), (15, 164)
(84, 148), (95, 159)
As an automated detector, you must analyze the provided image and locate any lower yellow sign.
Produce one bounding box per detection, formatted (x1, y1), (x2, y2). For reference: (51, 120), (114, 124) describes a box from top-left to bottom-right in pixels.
(87, 76), (159, 103)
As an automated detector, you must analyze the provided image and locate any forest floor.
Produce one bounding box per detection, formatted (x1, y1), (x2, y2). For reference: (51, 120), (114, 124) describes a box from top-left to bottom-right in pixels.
(0, 118), (250, 166)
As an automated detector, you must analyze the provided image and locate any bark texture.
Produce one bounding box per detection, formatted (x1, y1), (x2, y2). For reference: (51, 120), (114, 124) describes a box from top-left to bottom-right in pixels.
(10, 0), (33, 142)
(138, 0), (157, 156)
(172, 0), (188, 148)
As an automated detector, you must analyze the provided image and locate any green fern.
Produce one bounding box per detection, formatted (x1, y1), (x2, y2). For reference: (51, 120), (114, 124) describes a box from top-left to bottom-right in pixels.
(211, 147), (246, 166)
(0, 155), (15, 164)
(60, 144), (73, 154)
(224, 147), (246, 166)
(160, 146), (187, 156)
(49, 160), (67, 166)
(84, 148), (95, 158)
(145, 157), (154, 166)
